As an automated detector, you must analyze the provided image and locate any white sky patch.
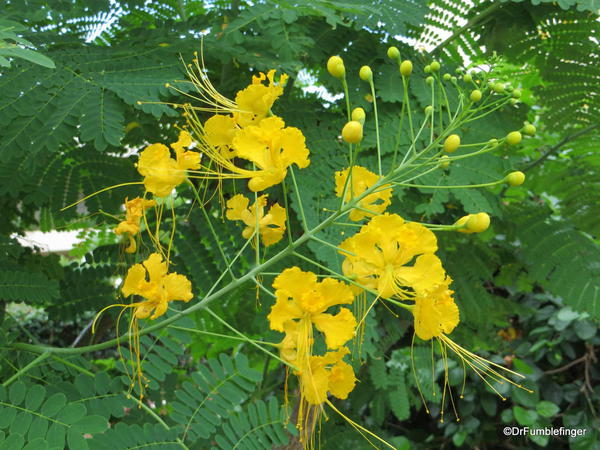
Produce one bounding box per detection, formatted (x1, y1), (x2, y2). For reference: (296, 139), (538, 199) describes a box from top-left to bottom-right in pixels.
(15, 230), (84, 253)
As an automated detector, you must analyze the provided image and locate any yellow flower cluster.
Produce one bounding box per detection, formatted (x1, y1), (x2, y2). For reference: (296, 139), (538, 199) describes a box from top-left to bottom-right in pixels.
(334, 165), (393, 221)
(192, 69), (311, 192)
(267, 267), (357, 441)
(225, 194), (286, 246)
(114, 197), (156, 253)
(339, 213), (458, 340)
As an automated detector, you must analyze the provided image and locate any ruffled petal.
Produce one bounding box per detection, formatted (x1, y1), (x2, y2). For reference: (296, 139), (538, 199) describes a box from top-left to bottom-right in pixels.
(226, 194), (250, 221)
(328, 359), (356, 400)
(143, 253), (168, 283)
(163, 273), (193, 302)
(301, 359), (330, 405)
(315, 277), (354, 310)
(394, 253), (447, 295)
(122, 264), (147, 297)
(312, 308), (357, 349)
(272, 267), (317, 301)
(267, 291), (304, 331)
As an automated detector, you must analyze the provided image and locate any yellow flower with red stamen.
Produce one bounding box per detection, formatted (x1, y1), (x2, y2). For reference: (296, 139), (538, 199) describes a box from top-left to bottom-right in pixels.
(301, 347), (356, 405)
(234, 69), (288, 127)
(225, 194), (286, 246)
(334, 166), (393, 221)
(114, 197), (156, 253)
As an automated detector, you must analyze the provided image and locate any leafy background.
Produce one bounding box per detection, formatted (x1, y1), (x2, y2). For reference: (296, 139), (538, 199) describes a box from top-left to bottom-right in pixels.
(0, 0), (599, 449)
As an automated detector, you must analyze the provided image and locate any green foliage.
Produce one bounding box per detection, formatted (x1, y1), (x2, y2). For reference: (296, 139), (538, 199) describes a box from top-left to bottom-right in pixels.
(0, 381), (108, 450)
(1, 1), (599, 449)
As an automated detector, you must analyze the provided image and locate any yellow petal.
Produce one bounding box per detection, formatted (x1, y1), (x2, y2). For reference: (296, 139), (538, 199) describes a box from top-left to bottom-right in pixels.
(315, 277), (355, 310)
(328, 359), (356, 400)
(267, 291), (304, 331)
(280, 126), (310, 169)
(312, 308), (357, 349)
(301, 359), (329, 405)
(272, 267), (318, 302)
(122, 264), (147, 297)
(394, 253), (447, 295)
(226, 194), (250, 221)
(143, 253), (168, 283)
(171, 130), (192, 154)
(150, 300), (169, 320)
(204, 115), (238, 153)
(138, 144), (185, 197)
(163, 273), (193, 302)
(134, 301), (155, 319)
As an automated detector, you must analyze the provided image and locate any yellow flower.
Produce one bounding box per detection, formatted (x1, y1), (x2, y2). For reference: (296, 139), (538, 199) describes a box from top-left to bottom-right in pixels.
(234, 69), (288, 127)
(268, 267), (356, 355)
(225, 194), (286, 246)
(114, 197), (156, 253)
(301, 347), (356, 405)
(122, 253), (193, 319)
(137, 131), (201, 197)
(334, 166), (393, 221)
(232, 116), (310, 191)
(412, 280), (459, 341)
(339, 213), (444, 299)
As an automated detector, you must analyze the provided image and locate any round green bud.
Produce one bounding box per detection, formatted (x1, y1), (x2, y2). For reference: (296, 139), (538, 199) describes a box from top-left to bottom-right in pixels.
(342, 121), (363, 143)
(455, 67), (464, 74)
(443, 73), (451, 81)
(470, 89), (482, 102)
(327, 56), (345, 79)
(426, 76), (434, 86)
(493, 82), (505, 93)
(463, 74), (472, 83)
(351, 107), (366, 124)
(523, 123), (536, 136)
(506, 171), (525, 187)
(439, 155), (451, 168)
(387, 46), (400, 59)
(451, 76), (457, 83)
(425, 105), (433, 115)
(430, 61), (440, 72)
(510, 98), (518, 105)
(400, 60), (413, 77)
(512, 89), (522, 99)
(359, 65), (373, 82)
(443, 134), (461, 153)
(506, 131), (522, 145)
(424, 64), (431, 73)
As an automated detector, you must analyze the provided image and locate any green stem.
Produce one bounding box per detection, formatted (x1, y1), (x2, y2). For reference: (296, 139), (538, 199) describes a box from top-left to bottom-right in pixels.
(2, 352), (50, 387)
(369, 78), (382, 175)
(289, 167), (308, 231)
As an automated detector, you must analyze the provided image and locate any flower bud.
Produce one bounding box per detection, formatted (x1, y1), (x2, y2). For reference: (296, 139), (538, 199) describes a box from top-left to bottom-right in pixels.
(506, 131), (522, 146)
(342, 121), (363, 143)
(327, 56), (345, 79)
(426, 76), (434, 86)
(523, 124), (536, 136)
(443, 134), (461, 153)
(400, 60), (413, 77)
(439, 155), (450, 168)
(512, 89), (522, 99)
(424, 105), (433, 115)
(387, 46), (400, 59)
(430, 61), (441, 72)
(493, 82), (505, 93)
(506, 171), (525, 186)
(463, 74), (472, 83)
(351, 107), (366, 124)
(424, 65), (431, 73)
(443, 73), (451, 81)
(470, 89), (482, 102)
(359, 65), (373, 82)
(467, 212), (490, 233)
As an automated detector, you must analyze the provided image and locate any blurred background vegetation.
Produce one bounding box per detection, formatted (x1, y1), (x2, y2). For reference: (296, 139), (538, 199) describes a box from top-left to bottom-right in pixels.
(0, 0), (599, 448)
